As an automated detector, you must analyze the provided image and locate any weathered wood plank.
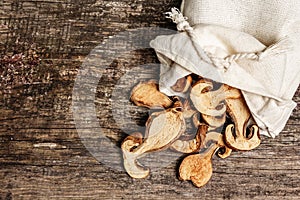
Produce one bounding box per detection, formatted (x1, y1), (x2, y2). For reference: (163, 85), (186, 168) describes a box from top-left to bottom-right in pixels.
(0, 0), (299, 199)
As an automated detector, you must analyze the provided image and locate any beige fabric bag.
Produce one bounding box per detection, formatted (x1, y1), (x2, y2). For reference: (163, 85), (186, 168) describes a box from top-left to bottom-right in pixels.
(150, 0), (300, 137)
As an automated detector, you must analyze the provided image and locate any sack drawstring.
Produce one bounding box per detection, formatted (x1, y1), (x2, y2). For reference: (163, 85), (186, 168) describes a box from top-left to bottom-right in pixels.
(165, 7), (293, 70)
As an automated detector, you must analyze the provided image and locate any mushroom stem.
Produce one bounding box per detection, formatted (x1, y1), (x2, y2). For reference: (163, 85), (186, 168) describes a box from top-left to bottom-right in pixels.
(121, 107), (186, 179)
(179, 132), (232, 187)
(224, 88), (261, 150)
(121, 133), (149, 178)
(122, 147), (150, 179)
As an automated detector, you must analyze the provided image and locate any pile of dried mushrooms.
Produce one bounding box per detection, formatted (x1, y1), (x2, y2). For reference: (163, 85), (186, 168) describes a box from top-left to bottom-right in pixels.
(121, 75), (261, 187)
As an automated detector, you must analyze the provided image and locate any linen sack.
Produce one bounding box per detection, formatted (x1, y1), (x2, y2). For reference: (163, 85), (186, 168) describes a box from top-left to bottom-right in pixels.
(150, 0), (300, 137)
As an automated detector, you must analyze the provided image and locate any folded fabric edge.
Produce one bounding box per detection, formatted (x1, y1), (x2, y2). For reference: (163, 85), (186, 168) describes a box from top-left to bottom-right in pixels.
(243, 93), (297, 138)
(150, 35), (282, 101)
(150, 33), (297, 138)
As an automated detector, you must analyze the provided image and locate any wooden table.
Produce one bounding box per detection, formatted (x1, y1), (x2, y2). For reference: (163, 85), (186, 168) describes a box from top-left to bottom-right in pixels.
(1, 0), (299, 199)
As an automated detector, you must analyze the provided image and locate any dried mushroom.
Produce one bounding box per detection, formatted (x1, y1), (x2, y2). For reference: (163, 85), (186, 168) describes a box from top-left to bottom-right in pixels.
(179, 132), (232, 187)
(182, 99), (197, 119)
(179, 153), (213, 187)
(224, 88), (261, 150)
(123, 76), (262, 188)
(201, 113), (226, 128)
(190, 79), (226, 116)
(130, 80), (173, 108)
(170, 124), (207, 153)
(121, 132), (147, 178)
(171, 75), (193, 93)
(121, 104), (186, 178)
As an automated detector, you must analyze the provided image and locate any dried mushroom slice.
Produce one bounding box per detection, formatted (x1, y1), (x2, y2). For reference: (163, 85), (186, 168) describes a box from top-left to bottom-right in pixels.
(121, 132), (148, 178)
(130, 80), (173, 108)
(224, 86), (261, 150)
(190, 79), (226, 116)
(223, 84), (242, 99)
(171, 75), (193, 93)
(201, 113), (226, 128)
(182, 99), (197, 119)
(179, 153), (213, 187)
(121, 105), (186, 179)
(170, 124), (208, 154)
(205, 132), (232, 159)
(179, 132), (232, 187)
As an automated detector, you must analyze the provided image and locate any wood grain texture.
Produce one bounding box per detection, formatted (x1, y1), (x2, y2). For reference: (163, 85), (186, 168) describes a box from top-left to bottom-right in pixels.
(0, 0), (299, 199)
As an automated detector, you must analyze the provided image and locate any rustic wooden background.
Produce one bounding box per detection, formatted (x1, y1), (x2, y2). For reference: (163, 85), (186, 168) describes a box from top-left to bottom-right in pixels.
(0, 0), (299, 199)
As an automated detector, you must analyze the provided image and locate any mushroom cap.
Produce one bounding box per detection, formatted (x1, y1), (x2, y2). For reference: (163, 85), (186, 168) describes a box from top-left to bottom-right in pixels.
(130, 80), (173, 109)
(179, 154), (213, 188)
(190, 80), (226, 116)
